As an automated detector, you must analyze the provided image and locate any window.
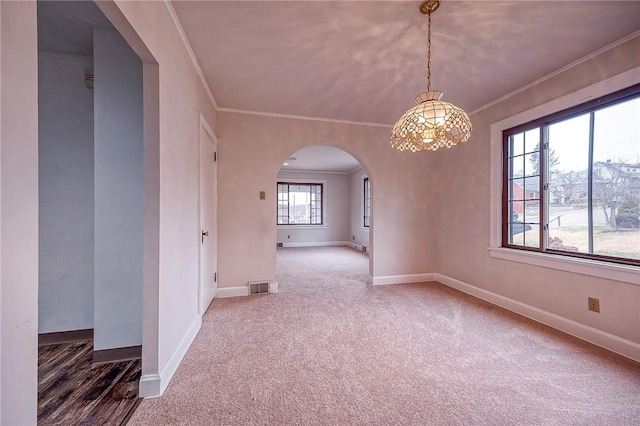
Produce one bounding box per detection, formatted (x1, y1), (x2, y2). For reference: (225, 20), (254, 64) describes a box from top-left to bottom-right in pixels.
(363, 177), (370, 227)
(502, 84), (640, 266)
(277, 182), (323, 225)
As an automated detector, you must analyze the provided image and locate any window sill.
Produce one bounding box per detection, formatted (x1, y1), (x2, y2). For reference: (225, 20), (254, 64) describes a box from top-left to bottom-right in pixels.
(487, 247), (640, 285)
(277, 225), (327, 230)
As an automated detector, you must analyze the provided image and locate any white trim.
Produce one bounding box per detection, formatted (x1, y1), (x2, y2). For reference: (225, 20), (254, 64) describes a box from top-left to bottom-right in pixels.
(198, 114), (218, 316)
(470, 29), (640, 116)
(138, 373), (161, 398)
(163, 0), (217, 109)
(434, 273), (640, 363)
(489, 67), (640, 283)
(277, 225), (327, 230)
(279, 169), (355, 175)
(217, 106), (391, 128)
(216, 286), (249, 298)
(139, 315), (201, 397)
(489, 247), (639, 285)
(277, 179), (327, 228)
(199, 113), (216, 142)
(370, 273), (437, 286)
(281, 241), (352, 248)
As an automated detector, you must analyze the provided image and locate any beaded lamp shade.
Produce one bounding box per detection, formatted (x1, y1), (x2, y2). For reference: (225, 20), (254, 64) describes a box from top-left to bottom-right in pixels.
(390, 0), (472, 152)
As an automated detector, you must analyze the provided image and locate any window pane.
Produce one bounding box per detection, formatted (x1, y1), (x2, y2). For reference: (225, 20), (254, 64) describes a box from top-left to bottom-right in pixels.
(511, 133), (524, 157)
(504, 88), (639, 264)
(592, 97), (640, 259)
(508, 155), (525, 182)
(524, 128), (540, 154)
(548, 114), (590, 254)
(506, 129), (541, 249)
(524, 153), (538, 177)
(508, 178), (525, 201)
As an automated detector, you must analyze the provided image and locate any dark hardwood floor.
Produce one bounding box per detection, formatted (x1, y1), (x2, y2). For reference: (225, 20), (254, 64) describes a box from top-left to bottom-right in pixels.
(38, 339), (142, 425)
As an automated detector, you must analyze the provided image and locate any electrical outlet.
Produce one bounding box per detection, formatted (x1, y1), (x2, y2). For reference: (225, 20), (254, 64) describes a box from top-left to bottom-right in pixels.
(287, 235), (290, 239)
(352, 236), (355, 241)
(588, 297), (600, 313)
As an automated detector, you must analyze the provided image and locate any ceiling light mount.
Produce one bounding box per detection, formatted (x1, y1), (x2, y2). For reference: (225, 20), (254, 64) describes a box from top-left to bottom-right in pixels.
(419, 0), (440, 15)
(390, 0), (472, 152)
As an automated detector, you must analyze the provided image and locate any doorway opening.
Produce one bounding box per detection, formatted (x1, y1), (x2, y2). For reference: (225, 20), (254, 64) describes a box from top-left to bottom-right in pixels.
(276, 145), (372, 290)
(36, 1), (156, 422)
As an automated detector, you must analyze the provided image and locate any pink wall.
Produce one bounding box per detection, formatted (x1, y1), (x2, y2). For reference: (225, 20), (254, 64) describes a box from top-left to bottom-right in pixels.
(436, 36), (640, 347)
(217, 111), (440, 287)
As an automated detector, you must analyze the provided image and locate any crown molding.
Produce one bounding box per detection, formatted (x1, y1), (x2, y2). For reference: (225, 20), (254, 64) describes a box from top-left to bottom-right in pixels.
(164, 0), (218, 109)
(469, 29), (640, 117)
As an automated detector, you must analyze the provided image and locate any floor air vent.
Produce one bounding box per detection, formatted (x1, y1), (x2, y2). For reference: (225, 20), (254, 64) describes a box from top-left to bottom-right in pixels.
(249, 281), (270, 295)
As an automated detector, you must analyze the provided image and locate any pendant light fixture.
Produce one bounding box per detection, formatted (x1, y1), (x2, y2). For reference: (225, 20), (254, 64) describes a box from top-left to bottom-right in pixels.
(390, 0), (472, 152)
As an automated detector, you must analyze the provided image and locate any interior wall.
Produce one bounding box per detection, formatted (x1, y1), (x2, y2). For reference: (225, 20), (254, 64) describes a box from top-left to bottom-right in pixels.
(38, 51), (94, 334)
(276, 170), (350, 245)
(436, 35), (640, 347)
(0, 1), (39, 424)
(97, 0), (217, 395)
(349, 167), (370, 249)
(93, 26), (143, 350)
(218, 111), (439, 288)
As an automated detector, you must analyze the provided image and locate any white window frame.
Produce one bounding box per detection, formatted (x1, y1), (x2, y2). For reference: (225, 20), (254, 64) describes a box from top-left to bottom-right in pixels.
(277, 178), (328, 229)
(488, 67), (640, 285)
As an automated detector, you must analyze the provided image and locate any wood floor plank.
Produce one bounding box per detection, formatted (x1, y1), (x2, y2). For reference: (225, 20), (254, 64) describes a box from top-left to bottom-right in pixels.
(38, 339), (142, 425)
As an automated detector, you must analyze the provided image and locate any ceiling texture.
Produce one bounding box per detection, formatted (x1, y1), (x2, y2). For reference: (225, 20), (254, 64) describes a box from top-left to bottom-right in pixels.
(37, 1), (640, 173)
(172, 0), (640, 126)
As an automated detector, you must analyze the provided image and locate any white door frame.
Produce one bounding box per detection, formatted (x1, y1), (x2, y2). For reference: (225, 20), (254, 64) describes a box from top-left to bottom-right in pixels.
(198, 114), (217, 316)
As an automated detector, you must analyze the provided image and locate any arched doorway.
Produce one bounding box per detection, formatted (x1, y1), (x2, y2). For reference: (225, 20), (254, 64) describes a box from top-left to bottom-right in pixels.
(275, 145), (373, 289)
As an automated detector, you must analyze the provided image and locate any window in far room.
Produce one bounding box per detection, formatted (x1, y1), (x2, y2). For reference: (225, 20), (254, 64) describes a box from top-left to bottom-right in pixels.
(363, 177), (371, 228)
(502, 84), (640, 266)
(277, 182), (323, 225)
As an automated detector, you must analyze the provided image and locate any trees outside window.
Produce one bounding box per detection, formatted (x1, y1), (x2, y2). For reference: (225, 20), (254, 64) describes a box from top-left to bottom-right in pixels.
(502, 85), (640, 265)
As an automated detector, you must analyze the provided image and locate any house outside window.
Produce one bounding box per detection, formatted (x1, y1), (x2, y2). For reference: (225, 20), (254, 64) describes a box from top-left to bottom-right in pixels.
(363, 177), (370, 228)
(502, 84), (640, 265)
(277, 182), (323, 225)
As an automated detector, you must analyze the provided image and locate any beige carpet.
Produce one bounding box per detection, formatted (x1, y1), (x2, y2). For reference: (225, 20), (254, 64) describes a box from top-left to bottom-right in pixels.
(130, 246), (640, 425)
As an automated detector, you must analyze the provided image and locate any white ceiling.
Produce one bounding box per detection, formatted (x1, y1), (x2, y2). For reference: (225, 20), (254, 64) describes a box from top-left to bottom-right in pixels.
(281, 145), (361, 173)
(172, 0), (640, 125)
(37, 1), (112, 56)
(37, 1), (640, 173)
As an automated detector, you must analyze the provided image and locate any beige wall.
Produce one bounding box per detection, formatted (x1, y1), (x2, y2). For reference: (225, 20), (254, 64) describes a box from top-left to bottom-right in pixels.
(95, 0), (217, 395)
(436, 36), (640, 346)
(217, 111), (440, 287)
(1, 2), (39, 424)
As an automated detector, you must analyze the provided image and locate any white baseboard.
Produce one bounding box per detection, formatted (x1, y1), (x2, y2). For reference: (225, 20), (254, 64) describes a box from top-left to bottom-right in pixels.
(281, 241), (352, 248)
(139, 315), (202, 397)
(370, 273), (437, 286)
(434, 273), (640, 363)
(216, 286), (249, 298)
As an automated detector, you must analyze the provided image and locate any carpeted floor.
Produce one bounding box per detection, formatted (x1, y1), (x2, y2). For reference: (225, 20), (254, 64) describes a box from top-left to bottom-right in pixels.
(130, 246), (640, 425)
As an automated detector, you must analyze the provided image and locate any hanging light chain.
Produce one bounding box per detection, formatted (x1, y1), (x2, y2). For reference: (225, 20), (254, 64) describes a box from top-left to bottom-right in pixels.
(426, 10), (432, 92)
